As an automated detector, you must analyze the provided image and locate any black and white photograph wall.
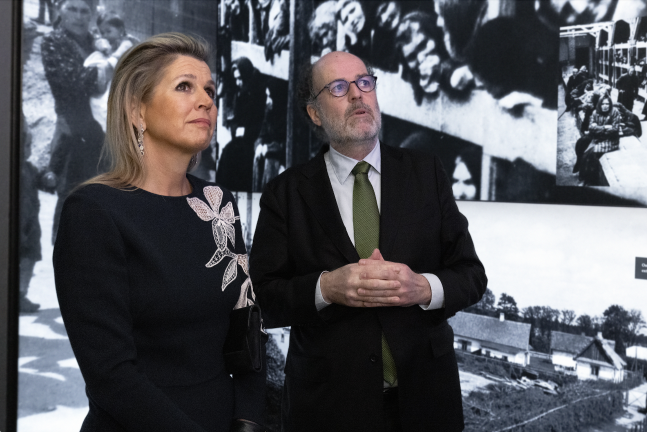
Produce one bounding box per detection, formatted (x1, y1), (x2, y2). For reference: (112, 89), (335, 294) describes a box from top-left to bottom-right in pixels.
(11, 0), (647, 431)
(216, 0), (559, 205)
(558, 2), (647, 206)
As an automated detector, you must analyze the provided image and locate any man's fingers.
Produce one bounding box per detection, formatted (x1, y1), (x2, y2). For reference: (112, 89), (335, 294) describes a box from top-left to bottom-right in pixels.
(361, 297), (400, 307)
(359, 249), (385, 265)
(358, 265), (401, 281)
(356, 278), (400, 290)
(357, 287), (399, 297)
(369, 248), (384, 261)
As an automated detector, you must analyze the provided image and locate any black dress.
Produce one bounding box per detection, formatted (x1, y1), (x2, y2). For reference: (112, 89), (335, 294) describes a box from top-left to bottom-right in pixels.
(53, 175), (265, 432)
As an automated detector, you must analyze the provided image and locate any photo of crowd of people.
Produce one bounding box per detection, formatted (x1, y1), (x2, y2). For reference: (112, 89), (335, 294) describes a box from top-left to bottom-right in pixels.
(216, 0), (646, 207)
(558, 8), (647, 205)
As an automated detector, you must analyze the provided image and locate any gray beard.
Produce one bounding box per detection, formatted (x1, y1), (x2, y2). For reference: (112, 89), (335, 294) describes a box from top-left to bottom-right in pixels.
(319, 103), (382, 149)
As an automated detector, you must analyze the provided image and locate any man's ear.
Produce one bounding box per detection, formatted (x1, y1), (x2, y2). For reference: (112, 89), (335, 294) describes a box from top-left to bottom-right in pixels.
(306, 104), (322, 127)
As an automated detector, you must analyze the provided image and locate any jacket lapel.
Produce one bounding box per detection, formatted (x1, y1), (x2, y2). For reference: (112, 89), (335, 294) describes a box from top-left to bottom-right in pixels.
(379, 144), (411, 256)
(297, 147), (359, 264)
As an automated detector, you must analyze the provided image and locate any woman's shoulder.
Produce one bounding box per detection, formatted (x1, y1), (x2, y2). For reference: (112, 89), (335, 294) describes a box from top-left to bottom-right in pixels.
(64, 183), (136, 213)
(188, 174), (238, 204)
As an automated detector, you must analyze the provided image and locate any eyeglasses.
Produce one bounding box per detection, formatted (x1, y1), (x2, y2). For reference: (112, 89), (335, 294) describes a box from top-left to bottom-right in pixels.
(313, 75), (377, 99)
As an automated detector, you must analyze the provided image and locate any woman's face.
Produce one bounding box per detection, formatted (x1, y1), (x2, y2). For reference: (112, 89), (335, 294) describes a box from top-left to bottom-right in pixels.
(377, 2), (400, 31)
(452, 160), (477, 200)
(140, 55), (217, 158)
(601, 99), (610, 113)
(233, 68), (243, 88)
(59, 0), (92, 36)
(341, 1), (366, 35)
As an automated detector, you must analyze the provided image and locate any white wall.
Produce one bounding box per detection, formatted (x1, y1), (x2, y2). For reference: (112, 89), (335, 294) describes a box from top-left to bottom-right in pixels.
(457, 201), (647, 323)
(553, 351), (577, 369)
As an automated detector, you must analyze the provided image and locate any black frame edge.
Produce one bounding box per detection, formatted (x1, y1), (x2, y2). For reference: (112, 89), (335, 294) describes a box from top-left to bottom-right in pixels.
(1, 1), (23, 431)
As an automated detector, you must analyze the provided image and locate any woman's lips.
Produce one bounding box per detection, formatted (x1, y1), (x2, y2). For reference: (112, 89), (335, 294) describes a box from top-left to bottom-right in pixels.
(189, 118), (211, 127)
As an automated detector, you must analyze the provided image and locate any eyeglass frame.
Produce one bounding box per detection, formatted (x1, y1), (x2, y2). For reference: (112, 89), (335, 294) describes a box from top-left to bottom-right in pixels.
(312, 75), (378, 100)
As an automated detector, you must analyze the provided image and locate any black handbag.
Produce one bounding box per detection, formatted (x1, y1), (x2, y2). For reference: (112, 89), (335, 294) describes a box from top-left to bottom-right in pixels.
(223, 304), (268, 374)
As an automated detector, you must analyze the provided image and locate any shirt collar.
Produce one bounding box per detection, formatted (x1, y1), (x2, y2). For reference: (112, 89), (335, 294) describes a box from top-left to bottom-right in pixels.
(328, 141), (382, 185)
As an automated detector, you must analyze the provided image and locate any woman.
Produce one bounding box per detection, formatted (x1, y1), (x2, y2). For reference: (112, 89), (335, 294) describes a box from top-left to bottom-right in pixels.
(252, 82), (287, 192)
(53, 33), (266, 432)
(338, 0), (372, 60)
(451, 147), (481, 201)
(579, 94), (620, 186)
(41, 0), (111, 243)
(370, 2), (401, 72)
(217, 57), (266, 192)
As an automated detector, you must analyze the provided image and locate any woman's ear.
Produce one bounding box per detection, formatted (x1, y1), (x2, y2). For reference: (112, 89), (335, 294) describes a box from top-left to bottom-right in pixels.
(306, 104), (322, 127)
(130, 99), (145, 131)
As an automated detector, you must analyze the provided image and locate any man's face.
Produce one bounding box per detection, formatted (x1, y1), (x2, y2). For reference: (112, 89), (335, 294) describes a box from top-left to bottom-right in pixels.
(308, 52), (381, 146)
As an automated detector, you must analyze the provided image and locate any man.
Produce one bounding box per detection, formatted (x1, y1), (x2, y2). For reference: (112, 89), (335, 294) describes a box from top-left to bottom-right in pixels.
(616, 66), (639, 112)
(250, 51), (487, 432)
(572, 65), (589, 88)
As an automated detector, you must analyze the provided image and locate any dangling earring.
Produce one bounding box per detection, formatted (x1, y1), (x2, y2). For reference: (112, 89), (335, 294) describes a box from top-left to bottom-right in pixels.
(138, 123), (145, 156)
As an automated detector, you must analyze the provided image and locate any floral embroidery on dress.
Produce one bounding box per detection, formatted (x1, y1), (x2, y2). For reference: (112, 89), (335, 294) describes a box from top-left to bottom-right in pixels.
(187, 186), (255, 308)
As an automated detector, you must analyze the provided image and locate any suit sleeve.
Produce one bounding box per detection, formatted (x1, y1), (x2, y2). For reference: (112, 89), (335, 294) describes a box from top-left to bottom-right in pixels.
(53, 193), (208, 432)
(228, 192), (267, 426)
(250, 184), (324, 329)
(431, 155), (488, 318)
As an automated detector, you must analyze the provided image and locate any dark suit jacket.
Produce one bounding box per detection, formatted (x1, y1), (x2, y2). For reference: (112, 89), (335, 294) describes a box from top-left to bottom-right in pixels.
(250, 144), (487, 432)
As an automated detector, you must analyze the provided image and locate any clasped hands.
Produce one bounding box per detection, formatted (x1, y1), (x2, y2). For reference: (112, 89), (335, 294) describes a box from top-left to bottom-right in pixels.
(320, 249), (431, 308)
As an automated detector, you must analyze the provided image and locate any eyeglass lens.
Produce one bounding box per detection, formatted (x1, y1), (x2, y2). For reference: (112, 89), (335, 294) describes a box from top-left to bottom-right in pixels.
(329, 76), (376, 97)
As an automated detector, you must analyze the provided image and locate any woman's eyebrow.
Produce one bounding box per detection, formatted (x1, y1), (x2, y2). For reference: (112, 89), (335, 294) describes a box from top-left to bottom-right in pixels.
(173, 74), (215, 87)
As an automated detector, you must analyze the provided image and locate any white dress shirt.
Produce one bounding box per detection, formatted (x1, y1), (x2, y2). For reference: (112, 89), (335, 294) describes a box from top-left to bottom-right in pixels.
(315, 142), (445, 311)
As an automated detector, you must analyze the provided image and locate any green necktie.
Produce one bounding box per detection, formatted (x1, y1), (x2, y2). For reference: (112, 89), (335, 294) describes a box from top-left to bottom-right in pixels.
(352, 161), (397, 386)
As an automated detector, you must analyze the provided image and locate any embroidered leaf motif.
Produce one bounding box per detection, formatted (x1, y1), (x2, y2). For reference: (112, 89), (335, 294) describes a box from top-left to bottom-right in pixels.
(212, 220), (228, 250)
(204, 186), (223, 214)
(222, 220), (236, 249)
(187, 197), (216, 221)
(187, 185), (256, 306)
(206, 247), (236, 268)
(222, 257), (238, 291)
(235, 278), (253, 309)
(219, 201), (237, 224)
(237, 254), (249, 275)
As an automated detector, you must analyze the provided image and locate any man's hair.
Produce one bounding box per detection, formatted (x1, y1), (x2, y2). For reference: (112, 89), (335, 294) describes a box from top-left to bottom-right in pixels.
(84, 32), (211, 189)
(296, 56), (374, 142)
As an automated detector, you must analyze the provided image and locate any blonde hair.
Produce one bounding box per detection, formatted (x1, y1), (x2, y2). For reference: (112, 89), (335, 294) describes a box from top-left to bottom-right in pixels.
(85, 32), (211, 189)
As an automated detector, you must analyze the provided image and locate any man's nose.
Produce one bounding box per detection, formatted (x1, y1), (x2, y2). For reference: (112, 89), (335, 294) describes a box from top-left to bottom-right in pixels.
(347, 82), (363, 100)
